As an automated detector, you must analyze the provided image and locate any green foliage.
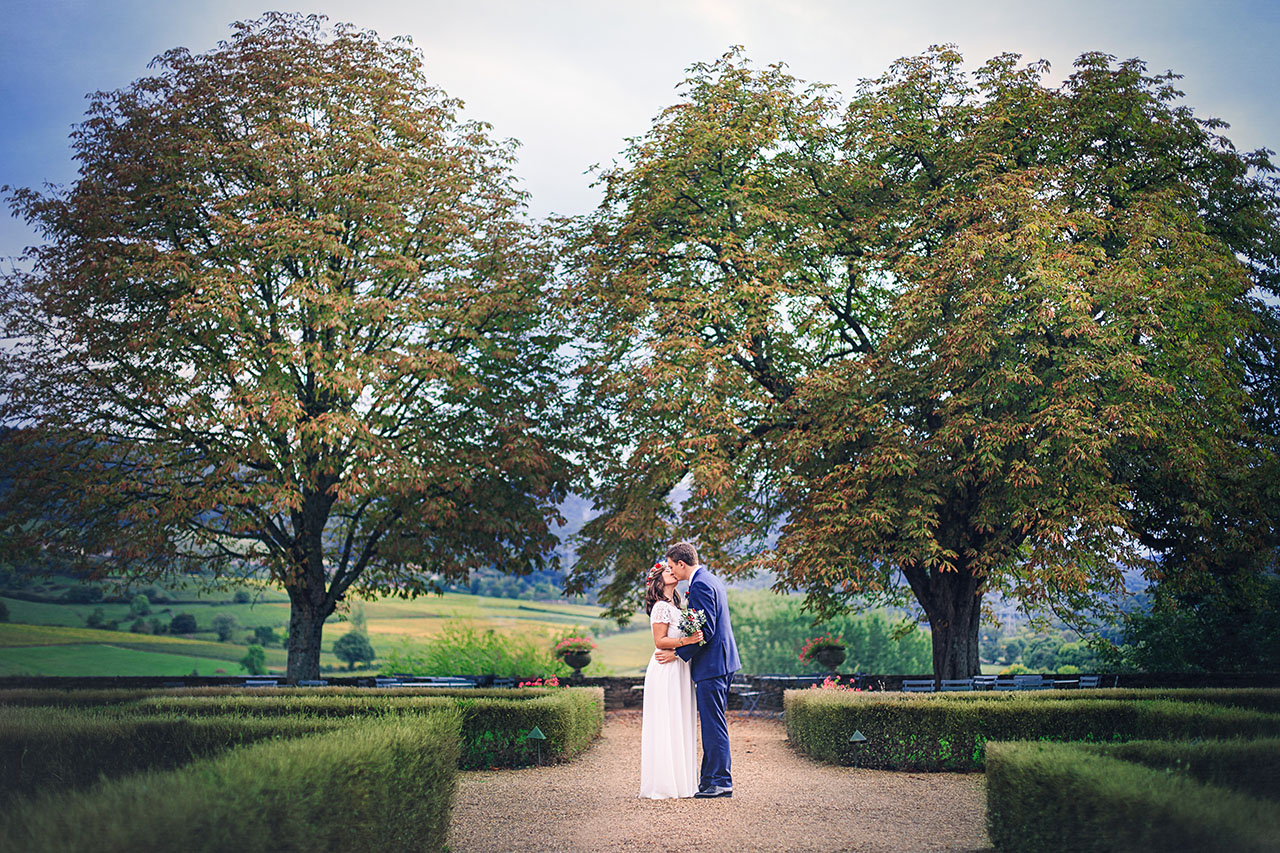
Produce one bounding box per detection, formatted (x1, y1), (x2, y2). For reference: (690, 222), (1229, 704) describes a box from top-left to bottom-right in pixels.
(453, 687), (605, 769)
(1081, 738), (1280, 803)
(0, 707), (339, 807)
(128, 594), (151, 617)
(1114, 572), (1280, 673)
(169, 613), (197, 634)
(85, 607), (110, 630)
(564, 45), (1279, 683)
(0, 599), (7, 622)
(232, 590), (251, 604)
(239, 644), (267, 675)
(0, 713), (463, 853)
(731, 592), (931, 675)
(784, 690), (1280, 771)
(123, 685), (604, 769)
(380, 621), (560, 677)
(252, 625), (279, 647)
(0, 10), (574, 684)
(985, 741), (1280, 852)
(128, 618), (152, 634)
(61, 585), (103, 604)
(210, 613), (238, 642)
(332, 631), (376, 670)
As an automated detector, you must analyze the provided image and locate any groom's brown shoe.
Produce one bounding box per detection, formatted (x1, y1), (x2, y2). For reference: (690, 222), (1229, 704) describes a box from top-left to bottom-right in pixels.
(694, 786), (733, 798)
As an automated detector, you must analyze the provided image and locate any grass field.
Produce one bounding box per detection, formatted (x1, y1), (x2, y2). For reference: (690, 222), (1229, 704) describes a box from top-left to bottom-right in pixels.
(0, 587), (656, 677)
(0, 643), (247, 677)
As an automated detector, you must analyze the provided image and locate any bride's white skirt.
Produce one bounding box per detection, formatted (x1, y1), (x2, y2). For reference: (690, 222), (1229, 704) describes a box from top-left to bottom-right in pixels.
(639, 653), (698, 799)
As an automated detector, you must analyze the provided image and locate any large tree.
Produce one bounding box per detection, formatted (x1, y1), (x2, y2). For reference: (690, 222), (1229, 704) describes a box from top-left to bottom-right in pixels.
(564, 47), (1278, 678)
(0, 14), (573, 681)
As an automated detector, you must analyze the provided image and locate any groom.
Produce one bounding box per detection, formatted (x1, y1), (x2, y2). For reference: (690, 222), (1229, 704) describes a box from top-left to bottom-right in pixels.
(655, 541), (741, 798)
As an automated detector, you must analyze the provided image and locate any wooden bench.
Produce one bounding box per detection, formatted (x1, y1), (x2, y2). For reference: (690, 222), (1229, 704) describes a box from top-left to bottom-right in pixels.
(901, 679), (936, 693)
(940, 679), (974, 691)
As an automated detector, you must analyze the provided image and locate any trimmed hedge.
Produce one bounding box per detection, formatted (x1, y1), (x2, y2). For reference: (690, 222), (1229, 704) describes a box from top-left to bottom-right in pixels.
(0, 707), (340, 806)
(919, 687), (1280, 714)
(127, 686), (559, 717)
(1080, 738), (1280, 803)
(0, 713), (462, 853)
(131, 686), (606, 769)
(785, 691), (1280, 770)
(985, 741), (1280, 853)
(454, 687), (604, 769)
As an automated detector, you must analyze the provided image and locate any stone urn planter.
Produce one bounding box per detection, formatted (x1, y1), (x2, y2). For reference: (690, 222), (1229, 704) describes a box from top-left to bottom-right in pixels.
(813, 646), (846, 673)
(562, 651), (592, 681)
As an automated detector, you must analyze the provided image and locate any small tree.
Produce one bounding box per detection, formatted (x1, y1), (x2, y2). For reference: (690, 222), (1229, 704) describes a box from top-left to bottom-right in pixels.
(85, 607), (108, 629)
(333, 631), (376, 670)
(129, 617), (153, 634)
(169, 612), (197, 634)
(211, 613), (239, 642)
(129, 594), (151, 617)
(253, 625), (280, 647)
(239, 644), (267, 676)
(0, 599), (8, 622)
(233, 590), (252, 604)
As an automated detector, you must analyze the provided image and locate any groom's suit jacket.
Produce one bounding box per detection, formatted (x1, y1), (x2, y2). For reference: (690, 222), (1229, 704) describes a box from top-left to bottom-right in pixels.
(674, 567), (741, 682)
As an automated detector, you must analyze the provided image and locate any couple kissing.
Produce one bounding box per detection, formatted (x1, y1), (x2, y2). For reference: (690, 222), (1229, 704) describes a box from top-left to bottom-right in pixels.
(639, 541), (741, 800)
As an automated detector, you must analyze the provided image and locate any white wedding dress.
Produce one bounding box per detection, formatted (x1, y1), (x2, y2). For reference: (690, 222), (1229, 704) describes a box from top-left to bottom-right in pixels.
(639, 599), (698, 799)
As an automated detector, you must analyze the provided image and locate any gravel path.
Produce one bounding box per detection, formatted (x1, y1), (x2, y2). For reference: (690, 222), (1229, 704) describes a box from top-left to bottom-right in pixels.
(448, 710), (992, 852)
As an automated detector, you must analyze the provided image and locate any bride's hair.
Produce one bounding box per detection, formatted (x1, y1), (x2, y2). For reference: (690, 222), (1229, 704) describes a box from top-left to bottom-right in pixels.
(644, 563), (684, 615)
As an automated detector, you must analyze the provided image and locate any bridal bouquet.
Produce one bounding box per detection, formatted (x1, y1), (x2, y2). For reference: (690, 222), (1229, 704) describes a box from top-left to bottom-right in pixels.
(678, 607), (707, 645)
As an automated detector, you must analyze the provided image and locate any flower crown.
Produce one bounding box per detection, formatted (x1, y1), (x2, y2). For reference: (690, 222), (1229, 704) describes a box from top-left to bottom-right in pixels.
(648, 560), (665, 579)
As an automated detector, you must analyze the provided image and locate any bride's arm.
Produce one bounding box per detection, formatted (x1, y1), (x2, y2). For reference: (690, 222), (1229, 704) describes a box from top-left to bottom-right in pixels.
(651, 622), (702, 650)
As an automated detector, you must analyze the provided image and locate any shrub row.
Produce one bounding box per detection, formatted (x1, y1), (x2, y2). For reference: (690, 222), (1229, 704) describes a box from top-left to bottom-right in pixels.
(0, 713), (462, 853)
(130, 685), (606, 769)
(454, 687), (604, 769)
(925, 687), (1280, 714)
(1079, 737), (1280, 803)
(0, 707), (341, 806)
(985, 740), (1280, 853)
(784, 691), (1280, 770)
(126, 686), (552, 716)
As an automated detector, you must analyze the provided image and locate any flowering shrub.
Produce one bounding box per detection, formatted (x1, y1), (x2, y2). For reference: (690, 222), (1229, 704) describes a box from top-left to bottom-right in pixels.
(808, 675), (869, 692)
(553, 637), (596, 658)
(517, 676), (561, 688)
(799, 634), (845, 663)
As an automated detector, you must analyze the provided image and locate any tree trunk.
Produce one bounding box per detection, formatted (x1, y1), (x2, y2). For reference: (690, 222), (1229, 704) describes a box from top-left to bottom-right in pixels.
(284, 510), (335, 684)
(905, 562), (984, 681)
(286, 595), (328, 683)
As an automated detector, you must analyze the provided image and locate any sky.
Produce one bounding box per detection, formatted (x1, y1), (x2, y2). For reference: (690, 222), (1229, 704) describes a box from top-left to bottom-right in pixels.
(2, 0), (1278, 261)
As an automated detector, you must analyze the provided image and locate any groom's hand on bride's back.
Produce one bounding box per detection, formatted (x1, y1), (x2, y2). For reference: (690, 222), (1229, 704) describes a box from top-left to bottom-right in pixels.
(654, 649), (677, 664)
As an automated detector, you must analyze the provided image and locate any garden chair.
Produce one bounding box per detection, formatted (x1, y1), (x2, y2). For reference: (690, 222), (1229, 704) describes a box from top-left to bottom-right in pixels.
(730, 675), (763, 717)
(972, 675), (997, 690)
(901, 679), (936, 693)
(1014, 674), (1050, 690)
(940, 679), (974, 691)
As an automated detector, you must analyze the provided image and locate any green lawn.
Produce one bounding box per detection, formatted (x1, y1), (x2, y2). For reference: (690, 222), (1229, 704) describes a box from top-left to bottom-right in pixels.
(0, 643), (250, 677)
(0, 622), (345, 673)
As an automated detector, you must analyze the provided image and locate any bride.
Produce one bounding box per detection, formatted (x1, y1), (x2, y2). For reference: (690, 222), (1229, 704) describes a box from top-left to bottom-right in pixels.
(639, 560), (703, 799)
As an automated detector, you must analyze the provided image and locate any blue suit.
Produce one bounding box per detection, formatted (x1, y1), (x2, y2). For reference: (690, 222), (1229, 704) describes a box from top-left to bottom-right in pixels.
(675, 566), (741, 791)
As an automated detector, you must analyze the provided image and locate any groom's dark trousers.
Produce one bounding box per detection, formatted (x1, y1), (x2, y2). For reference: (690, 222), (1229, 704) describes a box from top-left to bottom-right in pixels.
(676, 567), (741, 791)
(694, 674), (732, 789)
